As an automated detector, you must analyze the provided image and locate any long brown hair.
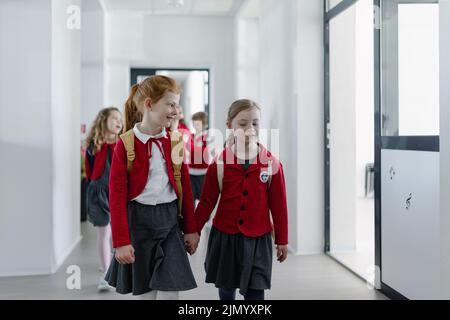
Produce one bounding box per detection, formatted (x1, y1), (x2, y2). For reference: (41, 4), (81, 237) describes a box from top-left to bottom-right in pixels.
(123, 75), (181, 132)
(85, 107), (121, 154)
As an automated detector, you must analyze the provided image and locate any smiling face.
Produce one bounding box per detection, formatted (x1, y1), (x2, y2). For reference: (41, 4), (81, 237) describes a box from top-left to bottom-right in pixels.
(175, 105), (184, 121)
(227, 107), (261, 146)
(106, 110), (123, 135)
(144, 91), (180, 128)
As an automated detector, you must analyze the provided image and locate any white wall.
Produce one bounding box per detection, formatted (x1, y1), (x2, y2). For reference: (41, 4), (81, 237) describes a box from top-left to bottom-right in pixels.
(0, 0), (54, 276)
(439, 0), (450, 299)
(235, 15), (260, 101)
(0, 0), (81, 276)
(247, 0), (323, 254)
(104, 14), (235, 135)
(51, 0), (82, 271)
(295, 0), (324, 254)
(258, 0), (298, 253)
(81, 0), (105, 141)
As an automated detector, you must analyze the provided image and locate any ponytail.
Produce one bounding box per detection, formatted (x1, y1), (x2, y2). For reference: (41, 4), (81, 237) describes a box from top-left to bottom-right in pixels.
(123, 84), (142, 132)
(123, 76), (181, 132)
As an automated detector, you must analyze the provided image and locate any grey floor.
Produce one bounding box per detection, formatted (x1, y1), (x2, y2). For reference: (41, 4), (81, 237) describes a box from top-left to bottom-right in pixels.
(0, 222), (387, 300)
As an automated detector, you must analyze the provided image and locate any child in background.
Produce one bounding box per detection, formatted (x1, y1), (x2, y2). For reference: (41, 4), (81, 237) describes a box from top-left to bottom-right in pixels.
(189, 112), (210, 207)
(84, 107), (123, 291)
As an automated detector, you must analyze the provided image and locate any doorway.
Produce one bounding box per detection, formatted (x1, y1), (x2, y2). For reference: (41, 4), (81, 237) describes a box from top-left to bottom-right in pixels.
(130, 68), (210, 131)
(324, 0), (375, 284)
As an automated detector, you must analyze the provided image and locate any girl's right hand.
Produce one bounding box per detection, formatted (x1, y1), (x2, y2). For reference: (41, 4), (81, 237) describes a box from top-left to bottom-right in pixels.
(115, 245), (135, 264)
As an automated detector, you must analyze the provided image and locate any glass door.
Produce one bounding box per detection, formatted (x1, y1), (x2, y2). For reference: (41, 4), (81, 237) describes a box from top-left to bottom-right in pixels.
(324, 0), (376, 284)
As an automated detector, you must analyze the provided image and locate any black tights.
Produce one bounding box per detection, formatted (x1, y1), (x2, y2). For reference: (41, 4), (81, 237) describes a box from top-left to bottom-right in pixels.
(218, 288), (264, 300)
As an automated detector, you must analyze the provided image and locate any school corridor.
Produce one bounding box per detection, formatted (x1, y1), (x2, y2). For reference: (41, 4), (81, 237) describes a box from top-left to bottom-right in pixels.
(1, 0), (450, 300)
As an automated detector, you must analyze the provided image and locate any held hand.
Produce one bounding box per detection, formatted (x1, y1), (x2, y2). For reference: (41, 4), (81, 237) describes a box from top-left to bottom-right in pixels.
(115, 244), (135, 264)
(276, 245), (288, 263)
(184, 233), (200, 255)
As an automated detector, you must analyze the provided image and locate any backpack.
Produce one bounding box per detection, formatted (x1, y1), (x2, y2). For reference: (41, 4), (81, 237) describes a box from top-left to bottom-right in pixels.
(120, 129), (184, 222)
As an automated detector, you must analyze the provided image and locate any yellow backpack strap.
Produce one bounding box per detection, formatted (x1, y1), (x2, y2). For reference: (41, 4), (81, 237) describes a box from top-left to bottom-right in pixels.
(170, 131), (184, 220)
(120, 129), (135, 173)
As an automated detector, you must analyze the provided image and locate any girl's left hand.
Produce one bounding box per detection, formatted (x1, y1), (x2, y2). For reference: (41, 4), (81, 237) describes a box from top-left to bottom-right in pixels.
(184, 233), (200, 255)
(276, 245), (288, 262)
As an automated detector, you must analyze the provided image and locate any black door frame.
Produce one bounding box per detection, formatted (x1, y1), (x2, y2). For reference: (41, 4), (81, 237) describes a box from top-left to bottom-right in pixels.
(130, 67), (211, 129)
(324, 0), (439, 300)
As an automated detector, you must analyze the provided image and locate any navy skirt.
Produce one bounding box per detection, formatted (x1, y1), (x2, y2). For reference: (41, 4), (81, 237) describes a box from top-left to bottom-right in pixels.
(85, 150), (111, 227)
(204, 226), (273, 295)
(85, 181), (110, 227)
(105, 200), (197, 295)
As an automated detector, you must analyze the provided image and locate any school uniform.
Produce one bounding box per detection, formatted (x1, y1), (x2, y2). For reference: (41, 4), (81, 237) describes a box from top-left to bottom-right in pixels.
(84, 143), (116, 227)
(177, 122), (190, 133)
(194, 144), (288, 296)
(189, 131), (210, 201)
(105, 125), (197, 295)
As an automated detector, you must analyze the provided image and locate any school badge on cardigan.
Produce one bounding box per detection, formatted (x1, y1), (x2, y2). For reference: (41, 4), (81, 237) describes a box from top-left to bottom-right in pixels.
(260, 171), (269, 183)
(259, 159), (273, 184)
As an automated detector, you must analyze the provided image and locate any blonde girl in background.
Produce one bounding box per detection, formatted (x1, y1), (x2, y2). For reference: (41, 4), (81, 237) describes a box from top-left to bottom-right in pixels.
(84, 107), (123, 291)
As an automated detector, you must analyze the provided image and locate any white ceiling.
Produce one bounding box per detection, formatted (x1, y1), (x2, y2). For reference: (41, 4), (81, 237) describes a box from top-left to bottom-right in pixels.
(238, 0), (259, 19)
(99, 0), (246, 16)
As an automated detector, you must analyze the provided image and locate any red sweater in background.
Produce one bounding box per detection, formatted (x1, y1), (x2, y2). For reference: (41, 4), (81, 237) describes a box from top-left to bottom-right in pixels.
(85, 143), (116, 181)
(189, 131), (209, 170)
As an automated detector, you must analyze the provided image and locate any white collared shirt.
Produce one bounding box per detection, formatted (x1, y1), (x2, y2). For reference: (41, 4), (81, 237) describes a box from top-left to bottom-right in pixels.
(132, 123), (178, 206)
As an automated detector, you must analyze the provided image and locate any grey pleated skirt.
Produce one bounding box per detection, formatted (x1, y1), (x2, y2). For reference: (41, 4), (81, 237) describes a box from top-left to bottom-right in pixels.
(85, 150), (111, 227)
(85, 180), (110, 227)
(105, 200), (197, 295)
(204, 226), (273, 295)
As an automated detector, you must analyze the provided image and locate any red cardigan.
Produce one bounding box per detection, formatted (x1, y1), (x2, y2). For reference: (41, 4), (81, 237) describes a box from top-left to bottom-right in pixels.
(85, 143), (116, 181)
(109, 135), (196, 248)
(195, 145), (288, 245)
